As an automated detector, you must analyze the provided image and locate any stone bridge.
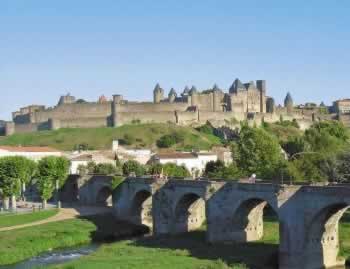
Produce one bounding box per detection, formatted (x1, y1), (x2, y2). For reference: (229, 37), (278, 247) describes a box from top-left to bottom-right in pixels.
(83, 176), (350, 269)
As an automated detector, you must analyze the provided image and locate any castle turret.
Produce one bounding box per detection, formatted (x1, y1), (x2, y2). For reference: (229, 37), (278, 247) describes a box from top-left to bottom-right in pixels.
(284, 92), (294, 114)
(266, 97), (275, 113)
(168, 88), (177, 103)
(212, 84), (222, 111)
(257, 80), (266, 113)
(229, 78), (246, 94)
(112, 95), (123, 127)
(58, 93), (76, 106)
(182, 86), (190, 97)
(153, 83), (164, 104)
(189, 86), (199, 107)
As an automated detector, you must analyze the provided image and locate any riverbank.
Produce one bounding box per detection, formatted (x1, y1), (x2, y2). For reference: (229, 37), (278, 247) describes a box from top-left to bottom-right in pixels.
(48, 217), (350, 269)
(48, 221), (279, 269)
(3, 215), (350, 269)
(0, 213), (148, 266)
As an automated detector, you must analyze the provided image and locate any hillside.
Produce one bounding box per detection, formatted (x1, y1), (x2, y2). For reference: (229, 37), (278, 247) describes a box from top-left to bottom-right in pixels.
(0, 123), (222, 151)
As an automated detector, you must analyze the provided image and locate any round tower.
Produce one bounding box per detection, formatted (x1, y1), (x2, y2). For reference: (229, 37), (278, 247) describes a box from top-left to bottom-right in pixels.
(189, 86), (198, 107)
(284, 92), (294, 114)
(168, 88), (177, 103)
(266, 97), (275, 113)
(153, 83), (164, 104)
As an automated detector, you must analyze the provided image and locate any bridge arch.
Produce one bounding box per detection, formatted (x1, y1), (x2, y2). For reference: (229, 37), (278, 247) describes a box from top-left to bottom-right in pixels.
(173, 192), (206, 233)
(304, 203), (350, 269)
(96, 185), (113, 207)
(230, 197), (279, 242)
(130, 189), (153, 227)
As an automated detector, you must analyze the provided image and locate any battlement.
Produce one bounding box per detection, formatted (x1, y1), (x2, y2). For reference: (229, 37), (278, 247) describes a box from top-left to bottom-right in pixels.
(5, 78), (341, 136)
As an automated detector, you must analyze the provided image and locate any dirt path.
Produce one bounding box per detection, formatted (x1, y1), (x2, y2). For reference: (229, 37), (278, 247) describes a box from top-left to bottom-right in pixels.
(0, 206), (112, 232)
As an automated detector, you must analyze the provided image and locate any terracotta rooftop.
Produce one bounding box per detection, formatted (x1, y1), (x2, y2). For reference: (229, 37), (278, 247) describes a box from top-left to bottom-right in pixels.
(0, 146), (60, 153)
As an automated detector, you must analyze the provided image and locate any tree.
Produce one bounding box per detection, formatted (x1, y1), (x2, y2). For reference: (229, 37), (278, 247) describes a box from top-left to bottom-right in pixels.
(334, 152), (350, 182)
(0, 157), (23, 210)
(94, 163), (118, 175)
(236, 125), (284, 179)
(282, 136), (307, 158)
(304, 121), (349, 154)
(11, 157), (37, 201)
(204, 160), (241, 180)
(36, 156), (70, 208)
(122, 160), (146, 176)
(162, 163), (190, 177)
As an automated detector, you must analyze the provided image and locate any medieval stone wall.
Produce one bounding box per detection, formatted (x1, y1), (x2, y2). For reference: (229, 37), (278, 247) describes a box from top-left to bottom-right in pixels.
(31, 102), (112, 123)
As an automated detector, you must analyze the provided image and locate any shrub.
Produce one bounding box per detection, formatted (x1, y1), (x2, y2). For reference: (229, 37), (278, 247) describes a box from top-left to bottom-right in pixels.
(94, 163), (118, 175)
(157, 134), (177, 148)
(122, 160), (146, 176)
(120, 134), (136, 146)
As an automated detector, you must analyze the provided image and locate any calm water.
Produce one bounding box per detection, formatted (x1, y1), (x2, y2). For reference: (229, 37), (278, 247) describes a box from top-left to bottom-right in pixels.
(0, 244), (99, 269)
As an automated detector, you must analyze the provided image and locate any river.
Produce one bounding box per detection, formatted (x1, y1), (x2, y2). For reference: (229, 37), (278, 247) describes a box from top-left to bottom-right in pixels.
(0, 244), (99, 269)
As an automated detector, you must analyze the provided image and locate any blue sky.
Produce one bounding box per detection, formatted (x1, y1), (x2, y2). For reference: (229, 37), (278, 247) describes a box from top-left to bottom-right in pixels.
(1, 1), (350, 120)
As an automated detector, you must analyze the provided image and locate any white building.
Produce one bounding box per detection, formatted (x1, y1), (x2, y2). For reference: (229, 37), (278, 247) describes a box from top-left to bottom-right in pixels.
(0, 146), (62, 161)
(112, 140), (152, 165)
(68, 151), (116, 174)
(154, 152), (218, 175)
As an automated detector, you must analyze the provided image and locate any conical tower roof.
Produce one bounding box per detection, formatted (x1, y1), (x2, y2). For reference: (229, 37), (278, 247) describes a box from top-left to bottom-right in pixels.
(189, 86), (198, 95)
(169, 88), (177, 96)
(284, 92), (293, 106)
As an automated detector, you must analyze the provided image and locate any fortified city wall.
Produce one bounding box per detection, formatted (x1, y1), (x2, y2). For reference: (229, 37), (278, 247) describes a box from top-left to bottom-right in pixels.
(4, 78), (344, 136)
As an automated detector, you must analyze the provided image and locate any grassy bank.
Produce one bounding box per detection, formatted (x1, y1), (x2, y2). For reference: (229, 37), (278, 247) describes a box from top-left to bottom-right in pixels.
(50, 220), (279, 269)
(0, 123), (222, 151)
(0, 209), (58, 228)
(2, 215), (350, 268)
(0, 218), (95, 265)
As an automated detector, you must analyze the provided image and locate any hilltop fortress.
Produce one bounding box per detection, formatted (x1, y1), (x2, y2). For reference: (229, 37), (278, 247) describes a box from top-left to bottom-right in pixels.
(4, 78), (349, 136)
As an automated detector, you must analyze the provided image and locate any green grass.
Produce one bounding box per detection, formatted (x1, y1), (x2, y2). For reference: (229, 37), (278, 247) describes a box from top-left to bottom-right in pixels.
(50, 220), (279, 269)
(2, 215), (350, 269)
(0, 217), (96, 265)
(0, 209), (58, 228)
(0, 123), (222, 151)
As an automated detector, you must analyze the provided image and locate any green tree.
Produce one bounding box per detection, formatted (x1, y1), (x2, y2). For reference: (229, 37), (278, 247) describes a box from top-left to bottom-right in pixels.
(162, 163), (190, 177)
(282, 136), (307, 158)
(236, 125), (283, 179)
(36, 156), (70, 208)
(0, 157), (23, 210)
(204, 160), (241, 180)
(94, 163), (118, 175)
(122, 160), (146, 176)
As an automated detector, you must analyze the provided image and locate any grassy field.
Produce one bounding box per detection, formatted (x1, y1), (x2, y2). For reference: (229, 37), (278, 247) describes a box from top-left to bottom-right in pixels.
(0, 123), (222, 151)
(0, 217), (96, 265)
(1, 215), (350, 269)
(0, 209), (58, 228)
(49, 220), (279, 269)
(0, 213), (148, 266)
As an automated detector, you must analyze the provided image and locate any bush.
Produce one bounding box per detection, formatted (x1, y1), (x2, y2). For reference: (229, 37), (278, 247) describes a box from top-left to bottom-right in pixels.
(157, 131), (185, 148)
(122, 160), (146, 176)
(94, 163), (118, 175)
(120, 134), (136, 146)
(157, 134), (177, 148)
(197, 123), (214, 135)
(162, 163), (190, 177)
